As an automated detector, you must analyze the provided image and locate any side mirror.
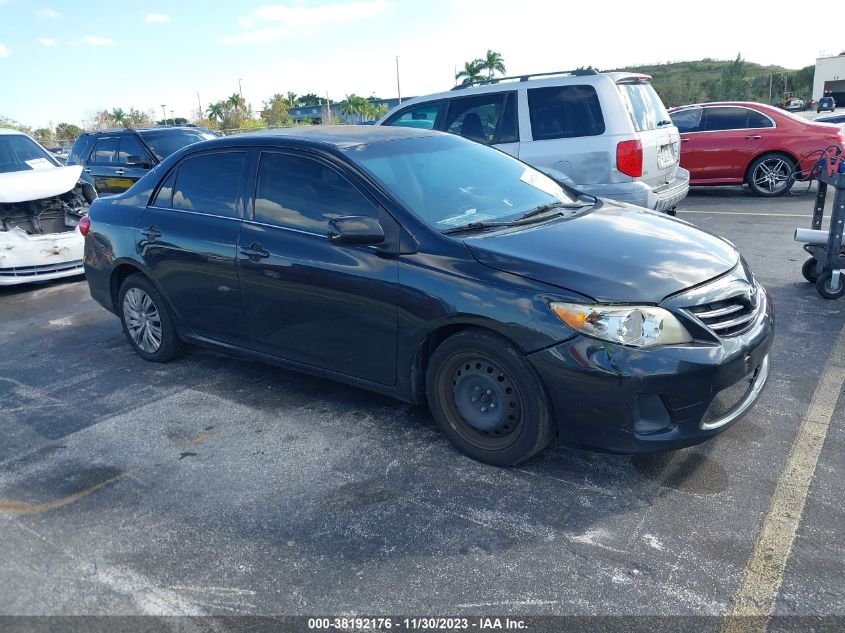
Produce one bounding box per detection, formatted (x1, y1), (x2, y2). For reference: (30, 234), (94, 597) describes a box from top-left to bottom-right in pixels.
(126, 155), (151, 169)
(327, 216), (385, 246)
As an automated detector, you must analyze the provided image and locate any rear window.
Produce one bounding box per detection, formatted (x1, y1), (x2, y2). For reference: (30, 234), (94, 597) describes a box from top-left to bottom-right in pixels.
(138, 129), (216, 161)
(617, 83), (672, 132)
(527, 85), (605, 140)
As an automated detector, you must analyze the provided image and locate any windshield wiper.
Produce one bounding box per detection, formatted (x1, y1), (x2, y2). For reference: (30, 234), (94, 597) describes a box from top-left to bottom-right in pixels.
(441, 221), (516, 235)
(516, 200), (590, 221)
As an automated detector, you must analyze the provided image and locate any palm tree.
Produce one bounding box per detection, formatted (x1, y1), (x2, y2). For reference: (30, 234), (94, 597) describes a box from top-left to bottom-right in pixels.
(227, 93), (245, 111)
(286, 91), (299, 108)
(206, 103), (224, 121)
(478, 49), (506, 80)
(455, 60), (484, 86)
(111, 107), (127, 127)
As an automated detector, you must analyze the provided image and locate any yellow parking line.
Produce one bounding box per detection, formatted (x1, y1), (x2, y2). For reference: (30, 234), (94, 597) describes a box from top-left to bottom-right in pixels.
(721, 323), (845, 633)
(679, 211), (810, 217)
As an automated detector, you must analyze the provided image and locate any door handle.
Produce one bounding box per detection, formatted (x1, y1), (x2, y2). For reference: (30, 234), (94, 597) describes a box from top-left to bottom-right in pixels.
(239, 242), (270, 261)
(745, 135), (762, 140)
(681, 137), (691, 143)
(115, 169), (125, 175)
(140, 225), (162, 240)
(84, 168), (93, 173)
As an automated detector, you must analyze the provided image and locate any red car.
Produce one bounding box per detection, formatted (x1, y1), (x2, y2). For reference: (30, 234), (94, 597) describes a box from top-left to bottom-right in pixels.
(669, 102), (844, 196)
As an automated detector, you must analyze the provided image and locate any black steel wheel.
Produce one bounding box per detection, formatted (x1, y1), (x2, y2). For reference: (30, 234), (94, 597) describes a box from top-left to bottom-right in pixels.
(118, 274), (183, 362)
(802, 258), (820, 283)
(426, 328), (555, 466)
(816, 271), (845, 300)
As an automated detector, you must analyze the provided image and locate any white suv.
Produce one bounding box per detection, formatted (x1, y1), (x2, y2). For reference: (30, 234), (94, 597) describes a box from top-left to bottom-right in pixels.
(377, 69), (689, 213)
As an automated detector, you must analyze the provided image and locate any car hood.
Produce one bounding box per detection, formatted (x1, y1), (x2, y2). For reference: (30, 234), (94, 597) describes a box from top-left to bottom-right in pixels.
(0, 165), (84, 204)
(465, 201), (739, 303)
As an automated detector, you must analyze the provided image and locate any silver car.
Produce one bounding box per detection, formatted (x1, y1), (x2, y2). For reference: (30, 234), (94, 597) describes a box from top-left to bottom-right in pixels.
(377, 69), (689, 213)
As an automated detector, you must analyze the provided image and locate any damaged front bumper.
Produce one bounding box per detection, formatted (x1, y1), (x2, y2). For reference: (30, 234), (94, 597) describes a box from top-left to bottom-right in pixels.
(0, 227), (85, 285)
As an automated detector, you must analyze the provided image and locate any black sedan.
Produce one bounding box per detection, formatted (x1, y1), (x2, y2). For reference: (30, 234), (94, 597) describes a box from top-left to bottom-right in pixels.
(81, 126), (774, 465)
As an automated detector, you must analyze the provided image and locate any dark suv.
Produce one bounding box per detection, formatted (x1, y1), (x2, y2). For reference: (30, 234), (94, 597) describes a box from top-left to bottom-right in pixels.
(67, 127), (215, 195)
(817, 96), (836, 113)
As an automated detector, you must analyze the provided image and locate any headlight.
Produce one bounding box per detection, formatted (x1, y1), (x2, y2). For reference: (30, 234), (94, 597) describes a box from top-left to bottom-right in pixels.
(550, 302), (692, 348)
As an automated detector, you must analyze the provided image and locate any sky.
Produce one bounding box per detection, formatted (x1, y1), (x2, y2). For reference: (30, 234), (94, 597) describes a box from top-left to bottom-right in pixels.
(0, 0), (834, 129)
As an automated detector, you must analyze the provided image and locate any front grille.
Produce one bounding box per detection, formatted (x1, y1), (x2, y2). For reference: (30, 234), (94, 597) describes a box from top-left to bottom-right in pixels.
(686, 290), (760, 337)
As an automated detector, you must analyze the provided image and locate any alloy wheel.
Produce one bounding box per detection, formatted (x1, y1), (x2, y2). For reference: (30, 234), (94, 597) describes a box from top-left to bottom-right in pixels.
(752, 158), (792, 194)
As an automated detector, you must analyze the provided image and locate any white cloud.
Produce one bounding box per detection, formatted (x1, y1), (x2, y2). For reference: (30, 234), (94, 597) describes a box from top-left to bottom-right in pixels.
(38, 37), (58, 47)
(35, 8), (62, 19)
(144, 13), (172, 23)
(83, 36), (115, 46)
(223, 0), (392, 44)
(0, 43), (8, 58)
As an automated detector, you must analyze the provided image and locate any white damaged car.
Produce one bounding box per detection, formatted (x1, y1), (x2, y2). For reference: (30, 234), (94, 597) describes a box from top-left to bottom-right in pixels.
(0, 128), (95, 285)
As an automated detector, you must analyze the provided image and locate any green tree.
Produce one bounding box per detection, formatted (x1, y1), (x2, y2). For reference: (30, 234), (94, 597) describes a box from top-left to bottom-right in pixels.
(55, 122), (82, 142)
(478, 49), (506, 80)
(261, 94), (292, 127)
(286, 91), (299, 108)
(298, 93), (323, 106)
(718, 53), (750, 100)
(206, 103), (224, 122)
(456, 60), (484, 86)
(111, 108), (127, 127)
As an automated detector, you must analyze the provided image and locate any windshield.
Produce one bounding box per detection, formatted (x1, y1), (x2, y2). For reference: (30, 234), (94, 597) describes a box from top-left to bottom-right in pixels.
(0, 134), (59, 174)
(617, 82), (673, 131)
(138, 129), (216, 161)
(347, 134), (578, 230)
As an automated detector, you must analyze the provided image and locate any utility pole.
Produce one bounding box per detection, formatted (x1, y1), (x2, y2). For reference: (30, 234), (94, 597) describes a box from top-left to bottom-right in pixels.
(769, 74), (773, 104)
(239, 79), (244, 101)
(396, 56), (402, 104)
(160, 104), (166, 125)
(197, 93), (203, 119)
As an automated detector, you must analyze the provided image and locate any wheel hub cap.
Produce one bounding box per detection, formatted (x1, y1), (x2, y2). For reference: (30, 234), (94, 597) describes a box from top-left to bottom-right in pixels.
(452, 359), (521, 435)
(123, 287), (163, 354)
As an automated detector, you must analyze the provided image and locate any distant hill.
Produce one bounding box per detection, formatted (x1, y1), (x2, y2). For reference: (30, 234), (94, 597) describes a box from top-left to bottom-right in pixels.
(606, 58), (814, 108)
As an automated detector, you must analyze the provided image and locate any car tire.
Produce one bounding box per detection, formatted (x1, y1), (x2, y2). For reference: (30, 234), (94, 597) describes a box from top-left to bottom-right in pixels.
(425, 328), (555, 466)
(746, 153), (796, 197)
(816, 271), (845, 300)
(117, 274), (183, 362)
(802, 258), (820, 283)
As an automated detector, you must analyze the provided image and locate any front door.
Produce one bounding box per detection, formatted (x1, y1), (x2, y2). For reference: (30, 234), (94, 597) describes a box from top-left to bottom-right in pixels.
(85, 136), (124, 195)
(114, 134), (154, 191)
(238, 151), (399, 386)
(686, 107), (771, 182)
(136, 149), (248, 346)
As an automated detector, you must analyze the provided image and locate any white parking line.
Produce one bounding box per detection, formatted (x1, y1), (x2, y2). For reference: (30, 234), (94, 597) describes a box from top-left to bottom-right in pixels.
(721, 323), (845, 633)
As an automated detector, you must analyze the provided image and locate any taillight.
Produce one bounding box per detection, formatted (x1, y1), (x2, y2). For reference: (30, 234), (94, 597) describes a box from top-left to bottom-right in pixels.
(616, 140), (643, 178)
(79, 216), (91, 236)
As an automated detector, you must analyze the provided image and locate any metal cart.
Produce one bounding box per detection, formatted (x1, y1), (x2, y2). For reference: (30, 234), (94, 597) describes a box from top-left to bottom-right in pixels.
(798, 166), (845, 300)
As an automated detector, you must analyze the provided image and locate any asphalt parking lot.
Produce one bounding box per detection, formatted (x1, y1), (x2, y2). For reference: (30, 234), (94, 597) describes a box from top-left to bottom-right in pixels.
(0, 185), (843, 628)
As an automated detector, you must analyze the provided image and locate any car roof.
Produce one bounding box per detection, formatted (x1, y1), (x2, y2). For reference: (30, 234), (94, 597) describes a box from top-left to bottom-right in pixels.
(83, 126), (207, 135)
(0, 127), (28, 136)
(206, 125), (440, 149)
(669, 101), (780, 111)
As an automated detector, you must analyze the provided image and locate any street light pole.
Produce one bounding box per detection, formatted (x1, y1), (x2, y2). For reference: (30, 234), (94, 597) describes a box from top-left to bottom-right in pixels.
(197, 93), (203, 119)
(161, 104), (166, 126)
(239, 79), (244, 101)
(170, 110), (175, 126)
(396, 56), (401, 104)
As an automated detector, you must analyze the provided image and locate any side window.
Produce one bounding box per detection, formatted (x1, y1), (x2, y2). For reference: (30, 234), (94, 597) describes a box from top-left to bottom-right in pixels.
(89, 137), (119, 164)
(527, 85), (605, 140)
(67, 138), (91, 165)
(385, 101), (441, 130)
(703, 107), (749, 131)
(118, 136), (150, 165)
(670, 108), (704, 133)
(443, 92), (517, 145)
(152, 171), (176, 207)
(254, 153), (378, 233)
(746, 110), (774, 129)
(171, 152), (246, 218)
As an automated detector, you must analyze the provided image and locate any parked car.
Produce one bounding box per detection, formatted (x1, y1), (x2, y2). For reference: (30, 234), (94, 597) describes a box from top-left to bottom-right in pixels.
(815, 113), (845, 126)
(817, 96), (836, 113)
(47, 147), (70, 164)
(669, 102), (845, 196)
(0, 128), (95, 285)
(83, 126), (773, 466)
(376, 69), (689, 214)
(66, 126), (216, 195)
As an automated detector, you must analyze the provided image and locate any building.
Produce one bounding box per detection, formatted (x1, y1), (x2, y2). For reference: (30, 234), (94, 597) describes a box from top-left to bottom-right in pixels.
(812, 53), (845, 103)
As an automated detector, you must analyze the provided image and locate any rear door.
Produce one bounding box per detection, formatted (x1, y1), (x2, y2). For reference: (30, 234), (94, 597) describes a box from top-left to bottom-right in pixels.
(85, 136), (123, 195)
(615, 79), (680, 188)
(238, 150), (399, 385)
(136, 149), (248, 346)
(689, 107), (772, 182)
(115, 134), (154, 190)
(440, 91), (520, 157)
